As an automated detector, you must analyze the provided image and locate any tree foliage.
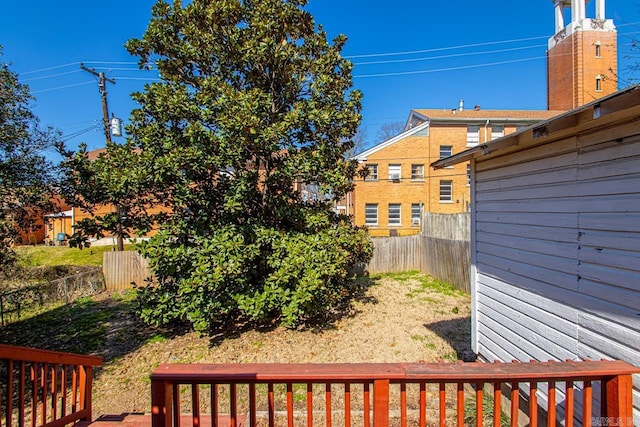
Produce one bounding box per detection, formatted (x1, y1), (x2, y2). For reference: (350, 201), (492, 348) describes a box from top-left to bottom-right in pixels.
(123, 0), (372, 333)
(0, 49), (59, 272)
(58, 142), (157, 251)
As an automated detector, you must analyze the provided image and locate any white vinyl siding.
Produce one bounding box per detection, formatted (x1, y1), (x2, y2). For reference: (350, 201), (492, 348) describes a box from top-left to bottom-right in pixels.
(365, 203), (378, 225)
(472, 126), (640, 424)
(388, 203), (401, 226)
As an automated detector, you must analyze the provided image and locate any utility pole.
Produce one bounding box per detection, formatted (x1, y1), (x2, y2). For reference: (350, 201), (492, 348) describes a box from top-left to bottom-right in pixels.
(80, 64), (125, 251)
(80, 63), (115, 143)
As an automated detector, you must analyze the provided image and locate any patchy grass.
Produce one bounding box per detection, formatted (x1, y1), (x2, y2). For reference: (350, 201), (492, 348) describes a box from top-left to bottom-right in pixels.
(0, 272), (472, 416)
(16, 244), (135, 267)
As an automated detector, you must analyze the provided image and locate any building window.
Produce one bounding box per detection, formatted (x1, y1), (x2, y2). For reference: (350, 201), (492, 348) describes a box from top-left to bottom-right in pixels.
(595, 42), (601, 58)
(411, 164), (424, 180)
(365, 203), (378, 225)
(411, 203), (421, 226)
(466, 164), (471, 186)
(439, 180), (453, 202)
(388, 164), (401, 181)
(439, 145), (453, 159)
(596, 75), (602, 92)
(364, 164), (378, 181)
(467, 125), (480, 147)
(491, 125), (504, 140)
(388, 204), (401, 226)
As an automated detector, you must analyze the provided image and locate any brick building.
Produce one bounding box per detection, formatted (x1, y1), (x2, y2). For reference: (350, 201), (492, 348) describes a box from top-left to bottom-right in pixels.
(351, 107), (561, 236)
(547, 0), (617, 110)
(349, 0), (618, 237)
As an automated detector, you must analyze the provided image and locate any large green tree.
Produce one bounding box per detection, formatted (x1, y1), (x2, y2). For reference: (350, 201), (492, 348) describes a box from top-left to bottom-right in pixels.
(0, 49), (59, 272)
(125, 0), (372, 333)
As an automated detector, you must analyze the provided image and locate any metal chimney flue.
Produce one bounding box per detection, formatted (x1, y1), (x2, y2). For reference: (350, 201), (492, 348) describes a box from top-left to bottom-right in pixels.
(459, 99), (464, 111)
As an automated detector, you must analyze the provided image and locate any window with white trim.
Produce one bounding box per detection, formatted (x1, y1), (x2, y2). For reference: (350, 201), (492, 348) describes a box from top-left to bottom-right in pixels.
(596, 75), (602, 92)
(466, 164), (471, 186)
(491, 125), (504, 140)
(439, 145), (453, 159)
(388, 204), (401, 226)
(467, 125), (480, 146)
(388, 164), (401, 181)
(439, 180), (453, 202)
(411, 204), (421, 226)
(365, 164), (378, 181)
(411, 164), (424, 180)
(365, 203), (378, 225)
(595, 42), (601, 58)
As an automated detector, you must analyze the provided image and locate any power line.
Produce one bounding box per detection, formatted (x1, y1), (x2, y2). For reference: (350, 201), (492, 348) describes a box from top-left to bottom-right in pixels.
(345, 35), (551, 59)
(353, 56), (546, 79)
(22, 70), (82, 82)
(31, 81), (95, 94)
(353, 44), (546, 66)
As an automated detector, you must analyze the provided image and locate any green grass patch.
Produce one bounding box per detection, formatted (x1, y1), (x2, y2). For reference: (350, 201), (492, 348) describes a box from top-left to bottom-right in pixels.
(0, 295), (114, 355)
(16, 244), (135, 267)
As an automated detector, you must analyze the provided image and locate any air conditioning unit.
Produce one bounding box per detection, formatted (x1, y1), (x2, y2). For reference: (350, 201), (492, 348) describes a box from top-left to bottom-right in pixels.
(412, 219), (420, 226)
(390, 174), (401, 183)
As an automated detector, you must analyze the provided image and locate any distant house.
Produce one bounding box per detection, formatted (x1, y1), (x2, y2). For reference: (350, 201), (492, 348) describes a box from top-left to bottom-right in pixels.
(432, 85), (640, 424)
(350, 107), (560, 237)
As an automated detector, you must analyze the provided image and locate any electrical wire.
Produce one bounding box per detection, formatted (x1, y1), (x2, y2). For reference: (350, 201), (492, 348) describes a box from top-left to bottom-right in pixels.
(22, 70), (82, 82)
(354, 56), (546, 78)
(31, 81), (95, 94)
(353, 44), (547, 66)
(344, 35), (551, 59)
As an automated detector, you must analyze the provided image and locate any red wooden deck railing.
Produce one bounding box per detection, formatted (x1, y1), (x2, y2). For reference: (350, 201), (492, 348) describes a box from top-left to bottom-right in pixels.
(151, 360), (638, 427)
(0, 344), (102, 427)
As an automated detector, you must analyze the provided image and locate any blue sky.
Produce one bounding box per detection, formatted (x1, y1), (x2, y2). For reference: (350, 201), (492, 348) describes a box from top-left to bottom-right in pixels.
(1, 0), (640, 153)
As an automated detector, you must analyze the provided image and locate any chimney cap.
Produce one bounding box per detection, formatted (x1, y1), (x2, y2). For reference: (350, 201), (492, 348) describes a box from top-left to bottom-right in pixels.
(474, 105), (481, 111)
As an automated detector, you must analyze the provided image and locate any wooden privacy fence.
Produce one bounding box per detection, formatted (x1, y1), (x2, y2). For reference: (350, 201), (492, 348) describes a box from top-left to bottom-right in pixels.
(102, 250), (151, 291)
(0, 344), (102, 427)
(150, 360), (638, 427)
(367, 236), (471, 293)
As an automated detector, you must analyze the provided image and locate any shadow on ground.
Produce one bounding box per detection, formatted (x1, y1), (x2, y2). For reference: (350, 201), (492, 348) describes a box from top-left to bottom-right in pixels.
(424, 316), (476, 362)
(0, 293), (187, 364)
(207, 276), (379, 347)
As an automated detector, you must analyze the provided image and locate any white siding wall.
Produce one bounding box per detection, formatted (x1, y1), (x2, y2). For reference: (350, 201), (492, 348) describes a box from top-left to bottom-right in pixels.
(473, 127), (640, 425)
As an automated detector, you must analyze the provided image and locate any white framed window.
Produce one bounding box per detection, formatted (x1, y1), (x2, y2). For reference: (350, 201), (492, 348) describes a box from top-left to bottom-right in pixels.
(365, 203), (378, 225)
(596, 75), (602, 92)
(411, 164), (424, 180)
(439, 180), (453, 202)
(411, 203), (421, 226)
(388, 164), (401, 181)
(491, 125), (504, 140)
(466, 164), (471, 186)
(439, 145), (453, 159)
(365, 164), (378, 181)
(595, 41), (601, 58)
(388, 203), (401, 226)
(467, 125), (480, 147)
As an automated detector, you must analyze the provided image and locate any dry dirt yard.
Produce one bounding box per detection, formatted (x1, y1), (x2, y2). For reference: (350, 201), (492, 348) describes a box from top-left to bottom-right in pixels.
(91, 272), (472, 417)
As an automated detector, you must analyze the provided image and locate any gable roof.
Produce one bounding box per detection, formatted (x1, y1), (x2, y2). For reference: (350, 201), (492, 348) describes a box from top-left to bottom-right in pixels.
(431, 84), (640, 169)
(353, 120), (430, 161)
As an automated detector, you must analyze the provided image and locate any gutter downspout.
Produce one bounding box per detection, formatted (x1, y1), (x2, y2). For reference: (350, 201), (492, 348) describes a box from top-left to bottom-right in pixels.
(484, 120), (490, 143)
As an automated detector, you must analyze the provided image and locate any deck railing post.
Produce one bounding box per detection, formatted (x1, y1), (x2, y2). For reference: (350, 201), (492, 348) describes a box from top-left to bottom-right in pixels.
(83, 366), (94, 422)
(373, 379), (389, 427)
(603, 374), (634, 427)
(151, 378), (173, 427)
